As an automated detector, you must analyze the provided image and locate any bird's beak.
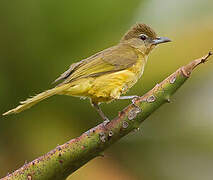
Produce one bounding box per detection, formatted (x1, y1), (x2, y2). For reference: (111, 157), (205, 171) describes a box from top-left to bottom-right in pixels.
(152, 37), (171, 45)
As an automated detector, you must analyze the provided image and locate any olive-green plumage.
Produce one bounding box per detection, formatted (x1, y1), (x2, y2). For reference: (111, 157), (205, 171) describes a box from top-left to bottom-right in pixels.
(3, 23), (170, 118)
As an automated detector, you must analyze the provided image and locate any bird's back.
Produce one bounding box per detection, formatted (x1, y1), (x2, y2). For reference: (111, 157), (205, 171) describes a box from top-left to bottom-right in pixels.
(54, 43), (139, 86)
(58, 44), (147, 103)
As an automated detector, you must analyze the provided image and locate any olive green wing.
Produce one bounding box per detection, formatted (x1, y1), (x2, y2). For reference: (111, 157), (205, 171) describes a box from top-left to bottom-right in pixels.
(54, 44), (138, 85)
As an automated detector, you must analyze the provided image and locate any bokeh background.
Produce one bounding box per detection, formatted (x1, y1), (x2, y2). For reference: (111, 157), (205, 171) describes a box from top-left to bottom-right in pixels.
(1, 0), (213, 179)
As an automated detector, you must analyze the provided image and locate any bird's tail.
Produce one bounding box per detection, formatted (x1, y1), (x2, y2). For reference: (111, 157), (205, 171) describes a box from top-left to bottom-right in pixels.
(3, 84), (71, 116)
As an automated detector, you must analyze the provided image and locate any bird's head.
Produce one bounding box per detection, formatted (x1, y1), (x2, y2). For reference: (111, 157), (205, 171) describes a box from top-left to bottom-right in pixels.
(121, 23), (171, 55)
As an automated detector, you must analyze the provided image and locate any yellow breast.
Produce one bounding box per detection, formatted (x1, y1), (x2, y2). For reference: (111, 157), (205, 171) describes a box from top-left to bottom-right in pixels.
(87, 53), (147, 102)
(127, 53), (147, 81)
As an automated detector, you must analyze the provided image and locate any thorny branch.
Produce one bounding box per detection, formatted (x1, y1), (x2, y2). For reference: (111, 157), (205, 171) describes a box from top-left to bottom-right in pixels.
(2, 52), (212, 180)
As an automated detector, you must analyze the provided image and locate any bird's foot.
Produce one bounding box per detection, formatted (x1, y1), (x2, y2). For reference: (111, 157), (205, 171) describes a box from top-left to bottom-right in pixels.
(91, 101), (111, 126)
(132, 96), (141, 105)
(119, 95), (139, 100)
(103, 118), (110, 126)
(119, 95), (140, 104)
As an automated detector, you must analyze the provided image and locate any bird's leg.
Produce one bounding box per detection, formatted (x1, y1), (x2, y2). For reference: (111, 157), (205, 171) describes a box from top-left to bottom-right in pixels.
(91, 102), (110, 126)
(119, 95), (139, 100)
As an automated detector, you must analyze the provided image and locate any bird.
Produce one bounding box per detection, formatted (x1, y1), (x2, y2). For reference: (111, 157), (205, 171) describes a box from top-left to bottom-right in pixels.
(3, 23), (171, 123)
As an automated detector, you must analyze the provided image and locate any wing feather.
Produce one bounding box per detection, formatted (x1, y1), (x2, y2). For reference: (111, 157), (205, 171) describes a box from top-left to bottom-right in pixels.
(54, 44), (138, 86)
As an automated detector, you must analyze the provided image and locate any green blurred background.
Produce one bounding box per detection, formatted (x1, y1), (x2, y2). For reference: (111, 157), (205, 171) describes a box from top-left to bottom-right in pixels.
(1, 0), (213, 179)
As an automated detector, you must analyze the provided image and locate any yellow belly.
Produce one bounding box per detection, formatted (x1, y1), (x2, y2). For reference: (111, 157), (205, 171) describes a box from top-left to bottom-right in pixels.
(88, 70), (136, 103)
(61, 55), (146, 103)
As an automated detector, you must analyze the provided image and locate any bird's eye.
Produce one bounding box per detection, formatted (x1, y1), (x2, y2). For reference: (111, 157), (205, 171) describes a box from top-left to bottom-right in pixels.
(139, 34), (147, 41)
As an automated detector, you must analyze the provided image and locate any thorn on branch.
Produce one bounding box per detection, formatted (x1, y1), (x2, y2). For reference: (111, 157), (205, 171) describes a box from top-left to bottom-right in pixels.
(99, 132), (106, 143)
(133, 127), (140, 133)
(170, 75), (176, 84)
(108, 131), (114, 137)
(166, 98), (171, 103)
(122, 121), (129, 129)
(128, 105), (141, 120)
(146, 95), (156, 103)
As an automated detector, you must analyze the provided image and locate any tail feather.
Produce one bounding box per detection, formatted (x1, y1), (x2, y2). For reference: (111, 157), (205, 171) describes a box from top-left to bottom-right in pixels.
(3, 84), (70, 116)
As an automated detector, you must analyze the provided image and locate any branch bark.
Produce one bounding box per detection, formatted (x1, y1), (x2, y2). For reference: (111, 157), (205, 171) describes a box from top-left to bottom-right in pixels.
(2, 52), (212, 180)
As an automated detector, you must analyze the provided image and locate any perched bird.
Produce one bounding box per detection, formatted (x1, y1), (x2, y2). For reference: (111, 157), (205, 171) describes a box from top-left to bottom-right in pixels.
(3, 23), (171, 122)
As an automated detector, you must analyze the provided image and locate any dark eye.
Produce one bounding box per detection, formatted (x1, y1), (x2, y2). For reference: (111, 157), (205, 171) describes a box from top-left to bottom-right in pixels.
(139, 34), (147, 41)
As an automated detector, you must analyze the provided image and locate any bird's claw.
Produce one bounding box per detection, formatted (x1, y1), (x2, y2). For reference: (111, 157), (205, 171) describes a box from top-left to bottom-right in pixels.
(103, 119), (110, 126)
(131, 96), (140, 104)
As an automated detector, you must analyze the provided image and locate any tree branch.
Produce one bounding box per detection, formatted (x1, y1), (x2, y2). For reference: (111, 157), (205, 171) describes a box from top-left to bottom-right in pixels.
(3, 52), (212, 180)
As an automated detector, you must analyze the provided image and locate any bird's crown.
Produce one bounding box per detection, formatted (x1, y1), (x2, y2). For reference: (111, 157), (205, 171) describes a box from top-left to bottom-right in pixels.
(121, 23), (157, 41)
